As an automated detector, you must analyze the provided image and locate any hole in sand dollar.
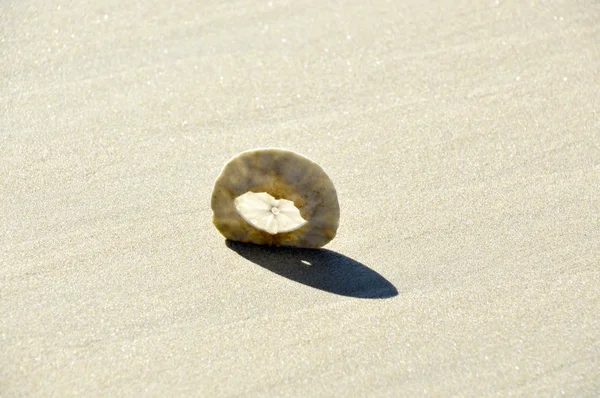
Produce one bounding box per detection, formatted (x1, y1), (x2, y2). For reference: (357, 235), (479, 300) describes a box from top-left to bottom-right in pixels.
(234, 191), (307, 235)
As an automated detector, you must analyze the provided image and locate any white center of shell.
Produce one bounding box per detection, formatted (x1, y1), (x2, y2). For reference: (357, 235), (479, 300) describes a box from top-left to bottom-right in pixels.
(234, 191), (307, 235)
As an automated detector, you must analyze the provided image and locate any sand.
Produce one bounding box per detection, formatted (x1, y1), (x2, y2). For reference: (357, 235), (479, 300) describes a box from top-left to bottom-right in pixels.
(1, 0), (599, 395)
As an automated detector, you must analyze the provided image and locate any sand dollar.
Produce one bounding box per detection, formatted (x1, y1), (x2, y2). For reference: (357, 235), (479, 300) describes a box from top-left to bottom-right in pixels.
(211, 148), (340, 248)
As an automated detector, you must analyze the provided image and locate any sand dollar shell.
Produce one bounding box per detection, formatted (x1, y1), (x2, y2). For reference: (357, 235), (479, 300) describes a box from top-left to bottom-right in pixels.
(211, 149), (340, 248)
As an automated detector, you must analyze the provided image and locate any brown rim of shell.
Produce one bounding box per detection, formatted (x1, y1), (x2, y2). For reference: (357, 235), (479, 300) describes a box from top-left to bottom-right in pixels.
(211, 148), (340, 248)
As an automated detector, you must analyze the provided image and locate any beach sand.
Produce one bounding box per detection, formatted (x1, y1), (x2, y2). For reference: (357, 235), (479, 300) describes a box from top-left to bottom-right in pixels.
(1, 0), (599, 395)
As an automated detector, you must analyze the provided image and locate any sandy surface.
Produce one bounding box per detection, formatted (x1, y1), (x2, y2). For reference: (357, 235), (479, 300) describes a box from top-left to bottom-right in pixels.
(2, 0), (599, 395)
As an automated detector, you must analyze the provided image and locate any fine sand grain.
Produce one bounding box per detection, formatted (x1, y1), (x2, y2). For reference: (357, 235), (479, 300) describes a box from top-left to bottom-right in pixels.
(1, 0), (599, 395)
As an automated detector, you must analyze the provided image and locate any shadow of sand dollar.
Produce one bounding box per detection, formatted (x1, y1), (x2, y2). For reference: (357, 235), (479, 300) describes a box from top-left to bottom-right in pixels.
(226, 241), (398, 299)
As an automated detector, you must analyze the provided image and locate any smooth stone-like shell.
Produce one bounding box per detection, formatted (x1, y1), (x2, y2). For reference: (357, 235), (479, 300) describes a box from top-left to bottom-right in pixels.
(211, 148), (340, 248)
